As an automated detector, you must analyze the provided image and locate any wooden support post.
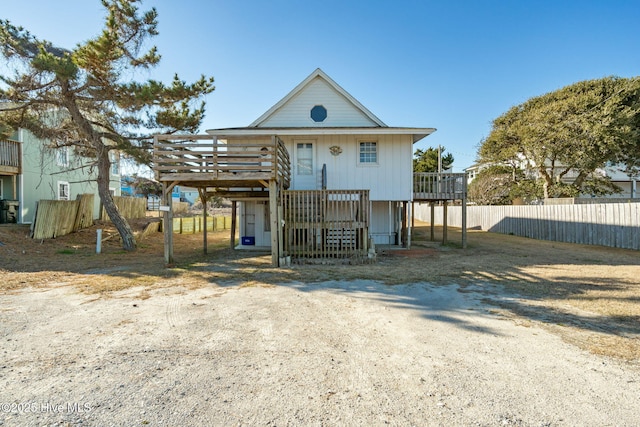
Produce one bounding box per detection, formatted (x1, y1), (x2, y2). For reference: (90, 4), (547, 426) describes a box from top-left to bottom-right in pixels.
(411, 201), (415, 229)
(388, 201), (393, 245)
(269, 180), (279, 266)
(277, 204), (284, 263)
(12, 175), (17, 199)
(401, 201), (408, 248)
(162, 182), (175, 265)
(442, 200), (448, 244)
(230, 200), (237, 250)
(430, 202), (435, 241)
(462, 181), (467, 249)
(408, 201), (413, 249)
(462, 178), (468, 249)
(200, 189), (208, 255)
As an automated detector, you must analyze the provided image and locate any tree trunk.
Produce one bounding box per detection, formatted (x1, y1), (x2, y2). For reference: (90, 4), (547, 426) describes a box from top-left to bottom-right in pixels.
(539, 166), (553, 199)
(96, 144), (136, 251)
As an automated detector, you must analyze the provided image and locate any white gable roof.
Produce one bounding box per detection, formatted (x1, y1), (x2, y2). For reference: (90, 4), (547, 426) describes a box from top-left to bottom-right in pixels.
(250, 68), (386, 128)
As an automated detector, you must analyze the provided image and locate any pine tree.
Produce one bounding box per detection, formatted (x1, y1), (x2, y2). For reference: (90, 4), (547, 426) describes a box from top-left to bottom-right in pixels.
(0, 0), (214, 250)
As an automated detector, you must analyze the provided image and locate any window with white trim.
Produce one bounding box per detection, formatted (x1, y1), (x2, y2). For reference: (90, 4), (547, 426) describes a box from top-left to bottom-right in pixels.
(57, 181), (70, 200)
(56, 146), (69, 167)
(110, 151), (120, 175)
(296, 143), (313, 175)
(359, 141), (377, 164)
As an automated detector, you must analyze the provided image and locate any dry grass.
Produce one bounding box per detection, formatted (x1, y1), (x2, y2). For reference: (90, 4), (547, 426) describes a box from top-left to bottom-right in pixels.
(1, 219), (639, 360)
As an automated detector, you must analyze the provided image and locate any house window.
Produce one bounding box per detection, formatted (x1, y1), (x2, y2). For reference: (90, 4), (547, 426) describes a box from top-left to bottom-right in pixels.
(58, 181), (70, 200)
(359, 142), (377, 164)
(297, 143), (313, 175)
(310, 105), (327, 122)
(57, 146), (69, 167)
(110, 151), (120, 175)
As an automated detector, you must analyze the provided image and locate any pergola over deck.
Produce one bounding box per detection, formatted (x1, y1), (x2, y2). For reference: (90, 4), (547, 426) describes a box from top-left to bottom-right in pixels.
(413, 172), (468, 248)
(153, 134), (291, 265)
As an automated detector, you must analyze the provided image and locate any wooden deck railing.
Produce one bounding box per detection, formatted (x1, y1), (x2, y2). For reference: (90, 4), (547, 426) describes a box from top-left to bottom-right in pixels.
(413, 172), (467, 201)
(153, 135), (291, 188)
(0, 138), (21, 174)
(282, 189), (370, 259)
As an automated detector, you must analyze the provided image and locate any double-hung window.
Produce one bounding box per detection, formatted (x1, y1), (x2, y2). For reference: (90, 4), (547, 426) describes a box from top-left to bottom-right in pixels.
(296, 143), (313, 175)
(58, 181), (70, 200)
(359, 141), (377, 164)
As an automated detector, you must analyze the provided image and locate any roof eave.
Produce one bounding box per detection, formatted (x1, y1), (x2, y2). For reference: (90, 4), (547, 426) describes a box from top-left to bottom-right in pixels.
(205, 127), (436, 143)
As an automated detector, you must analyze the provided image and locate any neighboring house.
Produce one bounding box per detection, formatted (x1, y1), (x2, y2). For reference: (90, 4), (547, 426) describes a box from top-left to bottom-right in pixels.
(601, 164), (638, 199)
(120, 175), (178, 210)
(179, 187), (200, 205)
(154, 68), (456, 264)
(0, 128), (121, 224)
(465, 161), (638, 199)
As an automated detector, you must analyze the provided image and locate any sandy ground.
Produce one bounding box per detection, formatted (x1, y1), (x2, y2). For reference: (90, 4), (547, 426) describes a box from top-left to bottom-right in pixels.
(1, 279), (639, 427)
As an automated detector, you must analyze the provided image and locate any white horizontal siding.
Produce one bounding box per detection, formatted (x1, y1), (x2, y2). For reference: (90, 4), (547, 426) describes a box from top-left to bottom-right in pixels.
(283, 134), (413, 200)
(259, 77), (378, 127)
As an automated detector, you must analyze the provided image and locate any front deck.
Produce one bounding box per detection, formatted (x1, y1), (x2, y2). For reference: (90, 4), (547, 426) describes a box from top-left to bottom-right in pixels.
(0, 138), (21, 176)
(412, 172), (468, 248)
(0, 138), (21, 201)
(413, 172), (467, 201)
(153, 134), (291, 197)
(152, 136), (468, 264)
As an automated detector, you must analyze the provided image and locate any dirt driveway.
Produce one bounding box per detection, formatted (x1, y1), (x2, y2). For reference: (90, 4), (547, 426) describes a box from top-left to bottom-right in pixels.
(0, 222), (639, 426)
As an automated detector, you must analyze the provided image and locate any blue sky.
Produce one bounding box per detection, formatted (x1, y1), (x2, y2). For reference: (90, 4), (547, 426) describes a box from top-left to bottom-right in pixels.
(3, 0), (639, 171)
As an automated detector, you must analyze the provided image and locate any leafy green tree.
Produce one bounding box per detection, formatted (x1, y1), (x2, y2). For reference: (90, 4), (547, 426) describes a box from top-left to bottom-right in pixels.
(0, 0), (214, 250)
(479, 76), (640, 199)
(468, 165), (542, 205)
(413, 147), (454, 172)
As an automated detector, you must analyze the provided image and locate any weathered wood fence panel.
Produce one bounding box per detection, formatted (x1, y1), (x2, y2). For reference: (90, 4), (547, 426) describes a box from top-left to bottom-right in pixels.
(169, 216), (235, 234)
(31, 194), (95, 239)
(103, 196), (147, 220)
(414, 202), (640, 250)
(73, 194), (95, 230)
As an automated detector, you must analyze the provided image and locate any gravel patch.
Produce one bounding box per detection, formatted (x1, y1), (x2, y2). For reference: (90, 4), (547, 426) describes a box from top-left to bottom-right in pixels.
(1, 280), (639, 426)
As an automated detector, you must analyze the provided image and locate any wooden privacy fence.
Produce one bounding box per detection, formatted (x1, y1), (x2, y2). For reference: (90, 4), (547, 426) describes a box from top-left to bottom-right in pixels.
(103, 196), (146, 220)
(147, 198), (189, 214)
(414, 202), (640, 250)
(31, 194), (94, 239)
(282, 189), (370, 259)
(170, 216), (235, 234)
